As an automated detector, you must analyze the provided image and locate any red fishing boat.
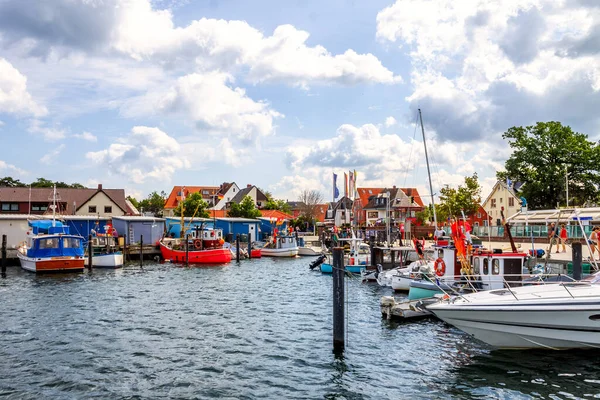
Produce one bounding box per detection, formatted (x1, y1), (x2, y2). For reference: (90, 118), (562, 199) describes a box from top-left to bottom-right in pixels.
(159, 228), (231, 264)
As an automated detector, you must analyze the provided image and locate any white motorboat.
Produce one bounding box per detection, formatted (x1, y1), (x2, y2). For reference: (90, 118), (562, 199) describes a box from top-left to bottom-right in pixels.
(84, 234), (124, 268)
(390, 259), (434, 291)
(427, 280), (600, 349)
(262, 234), (299, 257)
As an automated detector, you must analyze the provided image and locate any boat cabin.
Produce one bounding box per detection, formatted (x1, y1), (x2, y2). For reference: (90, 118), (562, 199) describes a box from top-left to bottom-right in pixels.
(371, 246), (414, 270)
(265, 234), (297, 250)
(26, 222), (84, 259)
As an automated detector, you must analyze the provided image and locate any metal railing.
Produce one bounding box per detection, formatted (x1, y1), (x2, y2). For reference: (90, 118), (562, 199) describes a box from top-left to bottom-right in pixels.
(471, 225), (596, 239)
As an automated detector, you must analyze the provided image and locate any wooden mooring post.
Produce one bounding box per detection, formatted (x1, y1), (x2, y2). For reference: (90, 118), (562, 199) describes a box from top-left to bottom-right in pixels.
(247, 235), (252, 259)
(1, 234), (7, 278)
(140, 235), (143, 268)
(236, 234), (240, 262)
(572, 242), (582, 280)
(185, 234), (189, 267)
(332, 247), (345, 353)
(87, 234), (93, 271)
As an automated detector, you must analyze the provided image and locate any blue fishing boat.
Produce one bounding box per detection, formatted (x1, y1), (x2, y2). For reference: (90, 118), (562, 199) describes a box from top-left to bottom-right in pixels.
(317, 232), (368, 274)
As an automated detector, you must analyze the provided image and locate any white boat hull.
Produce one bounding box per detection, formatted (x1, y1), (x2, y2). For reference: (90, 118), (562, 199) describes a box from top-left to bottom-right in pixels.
(391, 275), (412, 291)
(261, 248), (299, 257)
(84, 253), (124, 268)
(298, 247), (323, 256)
(428, 284), (600, 349)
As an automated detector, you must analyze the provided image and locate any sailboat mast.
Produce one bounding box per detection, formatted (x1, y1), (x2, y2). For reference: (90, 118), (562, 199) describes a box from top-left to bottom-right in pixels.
(180, 187), (185, 239)
(418, 109), (438, 228)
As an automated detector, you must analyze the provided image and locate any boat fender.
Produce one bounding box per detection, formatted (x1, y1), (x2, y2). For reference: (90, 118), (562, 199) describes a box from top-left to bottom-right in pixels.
(349, 257), (355, 265)
(434, 258), (446, 277)
(193, 239), (202, 250)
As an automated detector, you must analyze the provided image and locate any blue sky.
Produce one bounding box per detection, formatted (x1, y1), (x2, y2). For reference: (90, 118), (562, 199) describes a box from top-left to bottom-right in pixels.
(0, 0), (598, 203)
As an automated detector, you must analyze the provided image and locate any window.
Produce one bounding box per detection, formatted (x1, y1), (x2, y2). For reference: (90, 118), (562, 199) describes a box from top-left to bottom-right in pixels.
(500, 197), (503, 203)
(477, 212), (481, 218)
(202, 190), (209, 195)
(483, 258), (489, 275)
(473, 258), (480, 274)
(39, 238), (59, 249)
(509, 198), (515, 207)
(492, 259), (500, 275)
(104, 206), (112, 213)
(88, 206), (97, 213)
(491, 199), (496, 208)
(368, 211), (378, 219)
(31, 204), (48, 211)
(1, 203), (18, 211)
(63, 238), (81, 248)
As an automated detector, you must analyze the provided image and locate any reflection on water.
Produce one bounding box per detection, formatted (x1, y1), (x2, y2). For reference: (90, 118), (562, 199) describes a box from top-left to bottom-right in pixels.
(0, 259), (599, 399)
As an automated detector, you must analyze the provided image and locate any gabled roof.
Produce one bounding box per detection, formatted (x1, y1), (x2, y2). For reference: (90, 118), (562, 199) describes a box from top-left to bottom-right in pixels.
(260, 210), (293, 220)
(482, 181), (521, 208)
(0, 185), (130, 215)
(356, 188), (383, 207)
(332, 196), (353, 211)
(230, 185), (268, 204)
(164, 186), (220, 210)
(399, 188), (424, 207)
(286, 201), (306, 209)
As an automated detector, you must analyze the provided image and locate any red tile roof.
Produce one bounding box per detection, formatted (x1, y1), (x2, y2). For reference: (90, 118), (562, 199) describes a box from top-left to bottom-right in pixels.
(314, 204), (328, 223)
(400, 188), (425, 207)
(164, 186), (219, 210)
(356, 188), (383, 207)
(259, 210), (294, 220)
(207, 210), (226, 218)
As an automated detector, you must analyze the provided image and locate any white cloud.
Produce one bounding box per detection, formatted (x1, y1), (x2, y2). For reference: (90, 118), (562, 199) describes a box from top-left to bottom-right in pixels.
(0, 159), (25, 175)
(0, 0), (400, 88)
(376, 0), (600, 141)
(385, 116), (397, 127)
(0, 120), (4, 126)
(0, 58), (47, 117)
(28, 119), (66, 141)
(74, 131), (97, 142)
(121, 72), (282, 143)
(40, 144), (65, 165)
(86, 126), (190, 184)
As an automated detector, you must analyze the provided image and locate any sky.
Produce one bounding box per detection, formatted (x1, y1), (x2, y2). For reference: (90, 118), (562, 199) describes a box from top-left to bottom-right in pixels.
(0, 0), (598, 204)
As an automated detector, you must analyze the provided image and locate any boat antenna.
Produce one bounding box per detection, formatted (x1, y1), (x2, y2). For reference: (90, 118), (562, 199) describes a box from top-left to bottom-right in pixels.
(418, 109), (438, 229)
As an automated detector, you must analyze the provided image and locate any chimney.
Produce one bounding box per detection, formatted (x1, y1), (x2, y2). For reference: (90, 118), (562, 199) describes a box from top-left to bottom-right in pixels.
(98, 184), (103, 191)
(393, 185), (396, 189)
(247, 184), (252, 188)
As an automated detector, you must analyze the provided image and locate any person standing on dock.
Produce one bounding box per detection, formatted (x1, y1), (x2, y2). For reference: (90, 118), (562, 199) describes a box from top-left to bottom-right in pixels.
(559, 224), (568, 253)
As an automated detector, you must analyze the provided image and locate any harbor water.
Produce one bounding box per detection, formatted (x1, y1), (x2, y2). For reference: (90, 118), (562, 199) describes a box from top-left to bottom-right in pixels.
(1, 257), (599, 399)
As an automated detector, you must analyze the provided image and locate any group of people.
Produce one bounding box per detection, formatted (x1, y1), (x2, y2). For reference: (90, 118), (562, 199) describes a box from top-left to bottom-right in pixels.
(549, 223), (600, 260)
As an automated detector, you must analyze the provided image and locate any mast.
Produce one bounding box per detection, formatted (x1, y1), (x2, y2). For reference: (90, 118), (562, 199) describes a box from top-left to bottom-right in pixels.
(180, 187), (185, 238)
(418, 109), (438, 228)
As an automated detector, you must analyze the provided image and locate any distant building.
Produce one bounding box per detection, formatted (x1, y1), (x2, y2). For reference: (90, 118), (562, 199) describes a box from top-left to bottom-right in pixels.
(482, 181), (523, 225)
(210, 182), (241, 210)
(325, 196), (353, 226)
(357, 186), (424, 226)
(228, 185), (268, 210)
(286, 201), (306, 218)
(163, 185), (219, 217)
(0, 184), (135, 216)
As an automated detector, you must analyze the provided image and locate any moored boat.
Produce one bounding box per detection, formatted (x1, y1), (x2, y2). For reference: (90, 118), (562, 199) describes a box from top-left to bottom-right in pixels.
(17, 220), (85, 273)
(160, 227), (231, 264)
(84, 234), (124, 269)
(261, 234), (299, 257)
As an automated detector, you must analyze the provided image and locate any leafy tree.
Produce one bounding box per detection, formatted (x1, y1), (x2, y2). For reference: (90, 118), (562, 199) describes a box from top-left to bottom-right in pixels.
(437, 173), (482, 220)
(126, 196), (140, 209)
(30, 177), (55, 187)
(69, 183), (85, 189)
(263, 196), (291, 213)
(497, 121), (600, 209)
(174, 192), (210, 218)
(0, 177), (26, 187)
(228, 196), (261, 218)
(297, 189), (324, 224)
(138, 191), (167, 217)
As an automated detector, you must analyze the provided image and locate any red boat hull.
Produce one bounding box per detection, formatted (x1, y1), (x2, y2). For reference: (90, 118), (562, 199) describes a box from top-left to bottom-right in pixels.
(159, 242), (231, 264)
(251, 249), (262, 258)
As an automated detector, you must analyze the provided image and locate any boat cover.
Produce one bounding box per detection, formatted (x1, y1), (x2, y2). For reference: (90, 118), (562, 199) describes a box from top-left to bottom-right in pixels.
(29, 220), (70, 235)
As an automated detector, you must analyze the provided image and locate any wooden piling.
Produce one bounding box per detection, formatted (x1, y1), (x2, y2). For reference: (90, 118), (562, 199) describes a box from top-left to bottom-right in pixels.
(332, 246), (345, 353)
(87, 234), (93, 271)
(1, 234), (6, 278)
(140, 235), (143, 268)
(247, 234), (252, 259)
(236, 234), (240, 262)
(185, 234), (189, 267)
(572, 242), (582, 280)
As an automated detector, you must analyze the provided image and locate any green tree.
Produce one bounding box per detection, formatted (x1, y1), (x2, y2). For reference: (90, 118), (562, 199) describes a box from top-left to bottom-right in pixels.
(263, 196), (292, 214)
(437, 173), (482, 220)
(0, 177), (26, 187)
(30, 177), (55, 187)
(126, 196), (140, 209)
(174, 192), (210, 218)
(138, 191), (167, 217)
(498, 121), (600, 209)
(228, 196), (261, 218)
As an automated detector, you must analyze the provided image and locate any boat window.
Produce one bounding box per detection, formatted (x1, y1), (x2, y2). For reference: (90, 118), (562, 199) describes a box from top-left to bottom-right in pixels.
(63, 238), (81, 248)
(280, 238), (285, 244)
(473, 257), (480, 274)
(483, 258), (489, 275)
(39, 238), (59, 249)
(437, 249), (443, 259)
(492, 259), (500, 275)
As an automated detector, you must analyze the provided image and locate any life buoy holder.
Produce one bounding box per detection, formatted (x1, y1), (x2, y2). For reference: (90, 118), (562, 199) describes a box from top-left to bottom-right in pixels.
(193, 239), (202, 250)
(434, 258), (446, 277)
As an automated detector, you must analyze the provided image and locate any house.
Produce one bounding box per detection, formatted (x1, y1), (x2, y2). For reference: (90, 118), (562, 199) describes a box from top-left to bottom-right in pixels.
(163, 185), (220, 217)
(228, 185), (268, 210)
(210, 182), (241, 210)
(0, 184), (135, 216)
(325, 197), (353, 226)
(286, 201), (306, 218)
(361, 187), (424, 226)
(314, 204), (329, 223)
(353, 187), (424, 225)
(482, 181), (523, 226)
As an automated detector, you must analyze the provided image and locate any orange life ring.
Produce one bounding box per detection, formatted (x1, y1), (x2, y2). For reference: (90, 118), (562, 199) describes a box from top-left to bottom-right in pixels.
(193, 239), (202, 249)
(434, 258), (446, 277)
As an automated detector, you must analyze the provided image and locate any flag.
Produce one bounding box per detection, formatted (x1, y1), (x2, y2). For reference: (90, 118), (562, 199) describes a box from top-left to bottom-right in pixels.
(349, 171), (354, 199)
(513, 181), (524, 192)
(344, 172), (348, 197)
(333, 173), (339, 200)
(353, 170), (357, 197)
(506, 177), (513, 189)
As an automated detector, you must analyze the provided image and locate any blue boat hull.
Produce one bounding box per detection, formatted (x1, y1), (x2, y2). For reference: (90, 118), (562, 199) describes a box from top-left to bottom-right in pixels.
(320, 263), (365, 274)
(407, 280), (452, 300)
